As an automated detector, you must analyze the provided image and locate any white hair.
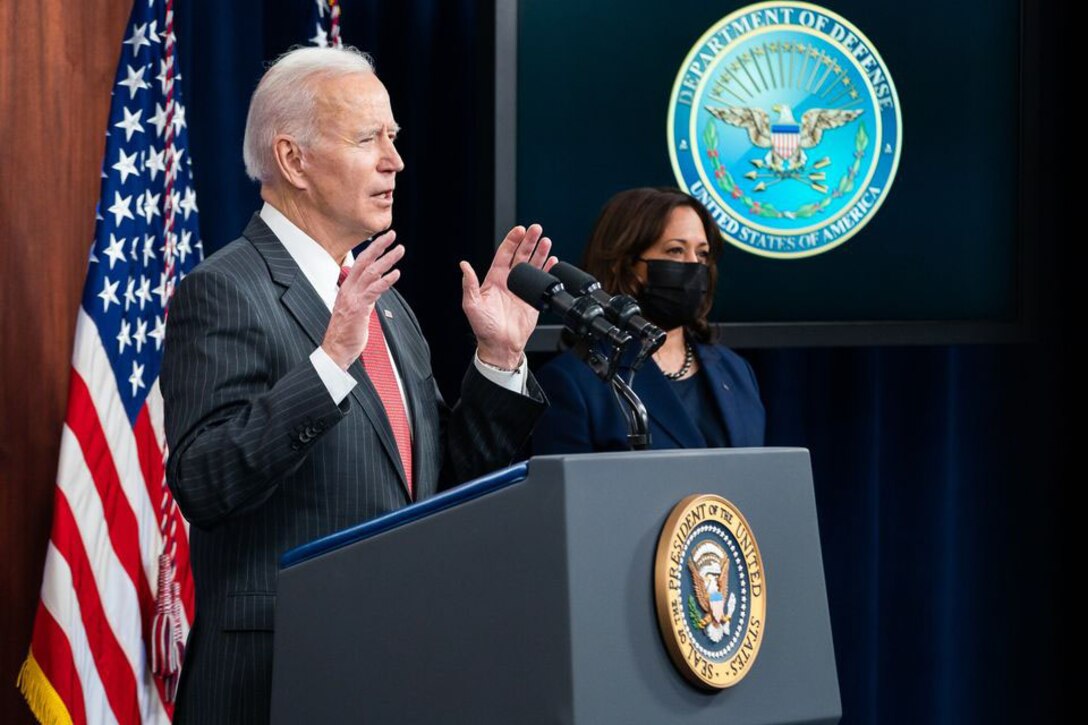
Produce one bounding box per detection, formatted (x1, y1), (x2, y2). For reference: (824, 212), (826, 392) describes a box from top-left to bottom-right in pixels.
(242, 46), (375, 183)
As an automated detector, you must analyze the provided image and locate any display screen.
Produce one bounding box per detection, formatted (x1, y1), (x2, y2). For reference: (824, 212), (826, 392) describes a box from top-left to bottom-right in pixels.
(515, 0), (1020, 325)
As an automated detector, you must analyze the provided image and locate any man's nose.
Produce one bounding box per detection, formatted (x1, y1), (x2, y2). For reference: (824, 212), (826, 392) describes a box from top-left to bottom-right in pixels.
(381, 138), (404, 173)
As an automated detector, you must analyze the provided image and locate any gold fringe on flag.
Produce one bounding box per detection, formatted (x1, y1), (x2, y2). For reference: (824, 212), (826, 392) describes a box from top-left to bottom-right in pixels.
(16, 651), (74, 725)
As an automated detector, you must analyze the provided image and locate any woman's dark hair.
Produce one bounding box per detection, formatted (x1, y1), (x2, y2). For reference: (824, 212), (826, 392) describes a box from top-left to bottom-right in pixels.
(581, 186), (724, 343)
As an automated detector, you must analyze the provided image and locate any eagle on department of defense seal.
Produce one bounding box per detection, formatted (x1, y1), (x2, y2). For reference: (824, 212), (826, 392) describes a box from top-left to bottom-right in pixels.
(687, 540), (737, 643)
(706, 103), (863, 176)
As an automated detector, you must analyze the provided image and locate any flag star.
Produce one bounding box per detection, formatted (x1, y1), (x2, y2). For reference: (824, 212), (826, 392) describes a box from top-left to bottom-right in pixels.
(112, 148), (140, 184)
(155, 58), (180, 95)
(149, 315), (166, 350)
(169, 190), (181, 217)
(114, 106), (144, 141)
(108, 191), (135, 225)
(103, 233), (127, 269)
(140, 189), (161, 225)
(136, 275), (152, 309)
(88, 245), (99, 265)
(161, 230), (177, 263)
(149, 103), (168, 137)
(129, 237), (140, 261)
(167, 147), (185, 182)
(128, 360), (146, 397)
(147, 19), (160, 43)
(117, 318), (132, 353)
(133, 317), (148, 353)
(311, 23), (328, 47)
(117, 64), (149, 99)
(142, 234), (158, 265)
(98, 276), (120, 311)
(153, 272), (171, 308)
(124, 276), (137, 310)
(123, 22), (152, 56)
(171, 103), (187, 134)
(179, 187), (198, 220)
(177, 229), (193, 263)
(315, 0), (328, 18)
(145, 147), (166, 181)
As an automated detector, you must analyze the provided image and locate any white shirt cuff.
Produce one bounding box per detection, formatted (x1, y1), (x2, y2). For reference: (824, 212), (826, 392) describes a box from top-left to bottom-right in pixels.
(311, 346), (357, 404)
(474, 350), (528, 395)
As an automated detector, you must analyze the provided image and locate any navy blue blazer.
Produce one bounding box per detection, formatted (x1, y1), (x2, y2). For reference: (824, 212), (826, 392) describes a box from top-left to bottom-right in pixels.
(532, 343), (765, 454)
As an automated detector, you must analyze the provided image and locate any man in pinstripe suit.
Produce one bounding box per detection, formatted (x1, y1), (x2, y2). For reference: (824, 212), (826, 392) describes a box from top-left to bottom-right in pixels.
(161, 46), (554, 723)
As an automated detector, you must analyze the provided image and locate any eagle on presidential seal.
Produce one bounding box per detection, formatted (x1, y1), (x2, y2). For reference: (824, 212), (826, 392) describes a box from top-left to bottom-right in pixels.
(706, 103), (862, 174)
(687, 540), (738, 644)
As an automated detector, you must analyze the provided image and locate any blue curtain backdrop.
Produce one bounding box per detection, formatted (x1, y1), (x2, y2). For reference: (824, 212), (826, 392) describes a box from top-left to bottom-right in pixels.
(176, 2), (1068, 722)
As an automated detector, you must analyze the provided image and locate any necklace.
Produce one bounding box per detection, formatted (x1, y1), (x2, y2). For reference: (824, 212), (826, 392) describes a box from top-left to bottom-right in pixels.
(660, 342), (694, 380)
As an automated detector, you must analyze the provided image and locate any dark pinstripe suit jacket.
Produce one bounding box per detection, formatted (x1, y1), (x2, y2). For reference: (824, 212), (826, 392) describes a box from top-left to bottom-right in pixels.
(161, 215), (546, 724)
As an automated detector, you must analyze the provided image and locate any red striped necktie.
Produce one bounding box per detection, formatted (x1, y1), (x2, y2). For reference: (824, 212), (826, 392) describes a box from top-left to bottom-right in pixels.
(339, 266), (413, 497)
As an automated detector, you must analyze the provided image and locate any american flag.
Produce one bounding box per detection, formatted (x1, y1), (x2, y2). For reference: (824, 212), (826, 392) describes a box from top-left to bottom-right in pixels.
(310, 0), (344, 48)
(17, 0), (201, 722)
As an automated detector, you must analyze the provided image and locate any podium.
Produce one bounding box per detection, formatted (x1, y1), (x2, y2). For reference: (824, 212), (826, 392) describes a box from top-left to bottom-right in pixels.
(271, 449), (840, 724)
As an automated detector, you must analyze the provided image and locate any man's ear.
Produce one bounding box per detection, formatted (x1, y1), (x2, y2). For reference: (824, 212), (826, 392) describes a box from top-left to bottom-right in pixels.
(272, 135), (308, 190)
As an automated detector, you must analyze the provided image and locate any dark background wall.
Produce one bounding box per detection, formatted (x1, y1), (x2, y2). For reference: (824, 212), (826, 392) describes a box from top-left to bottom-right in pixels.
(1, 1), (1071, 723)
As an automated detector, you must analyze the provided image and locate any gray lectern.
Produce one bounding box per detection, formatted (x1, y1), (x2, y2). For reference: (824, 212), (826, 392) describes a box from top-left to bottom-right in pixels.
(271, 449), (840, 724)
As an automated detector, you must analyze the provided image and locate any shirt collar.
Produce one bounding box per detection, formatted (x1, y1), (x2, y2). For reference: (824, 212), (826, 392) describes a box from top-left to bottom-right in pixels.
(259, 202), (354, 311)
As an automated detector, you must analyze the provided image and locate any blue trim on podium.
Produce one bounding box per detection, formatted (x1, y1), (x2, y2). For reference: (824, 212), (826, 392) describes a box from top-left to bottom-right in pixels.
(280, 461), (530, 569)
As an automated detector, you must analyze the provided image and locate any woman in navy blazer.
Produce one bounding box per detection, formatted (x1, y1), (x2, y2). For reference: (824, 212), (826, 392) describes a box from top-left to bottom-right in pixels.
(533, 187), (765, 454)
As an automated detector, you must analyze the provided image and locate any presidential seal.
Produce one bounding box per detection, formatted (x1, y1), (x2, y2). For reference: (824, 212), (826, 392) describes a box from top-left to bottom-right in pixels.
(654, 494), (766, 689)
(667, 2), (902, 258)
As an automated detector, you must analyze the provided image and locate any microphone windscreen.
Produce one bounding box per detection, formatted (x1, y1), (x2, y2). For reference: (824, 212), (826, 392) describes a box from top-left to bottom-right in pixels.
(508, 263), (562, 309)
(550, 261), (599, 295)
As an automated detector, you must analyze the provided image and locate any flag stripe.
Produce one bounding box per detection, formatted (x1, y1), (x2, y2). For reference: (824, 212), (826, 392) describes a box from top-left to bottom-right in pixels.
(65, 367), (157, 627)
(57, 424), (174, 723)
(40, 544), (120, 725)
(133, 406), (195, 621)
(50, 487), (142, 723)
(29, 601), (86, 725)
(65, 366), (181, 720)
(72, 311), (165, 579)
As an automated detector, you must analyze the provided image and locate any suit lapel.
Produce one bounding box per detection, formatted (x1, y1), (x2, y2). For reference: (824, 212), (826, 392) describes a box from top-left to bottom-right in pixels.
(631, 360), (705, 448)
(244, 214), (410, 500)
(697, 344), (747, 448)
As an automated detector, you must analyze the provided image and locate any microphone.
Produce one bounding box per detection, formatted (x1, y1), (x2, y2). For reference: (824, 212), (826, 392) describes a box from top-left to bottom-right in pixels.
(508, 263), (631, 348)
(550, 262), (666, 350)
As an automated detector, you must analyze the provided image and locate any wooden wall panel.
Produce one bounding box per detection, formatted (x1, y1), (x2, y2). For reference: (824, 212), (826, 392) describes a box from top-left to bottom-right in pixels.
(0, 2), (132, 722)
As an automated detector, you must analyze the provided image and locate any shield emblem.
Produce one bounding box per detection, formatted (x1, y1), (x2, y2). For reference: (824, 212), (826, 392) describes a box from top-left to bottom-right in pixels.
(771, 123), (801, 160)
(709, 590), (726, 621)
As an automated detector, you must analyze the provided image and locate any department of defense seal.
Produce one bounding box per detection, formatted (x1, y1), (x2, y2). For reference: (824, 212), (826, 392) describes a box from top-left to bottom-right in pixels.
(654, 494), (766, 689)
(667, 2), (902, 258)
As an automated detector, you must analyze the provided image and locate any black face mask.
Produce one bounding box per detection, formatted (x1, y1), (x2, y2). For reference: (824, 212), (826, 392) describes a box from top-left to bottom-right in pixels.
(636, 260), (709, 331)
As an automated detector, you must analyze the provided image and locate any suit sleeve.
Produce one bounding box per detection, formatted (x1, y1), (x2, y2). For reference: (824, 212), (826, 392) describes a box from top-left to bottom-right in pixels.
(439, 364), (547, 485)
(162, 269), (347, 529)
(387, 289), (547, 487)
(531, 360), (597, 455)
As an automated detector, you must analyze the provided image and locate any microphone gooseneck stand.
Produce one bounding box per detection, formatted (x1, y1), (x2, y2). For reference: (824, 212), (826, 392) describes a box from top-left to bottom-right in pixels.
(574, 334), (660, 452)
